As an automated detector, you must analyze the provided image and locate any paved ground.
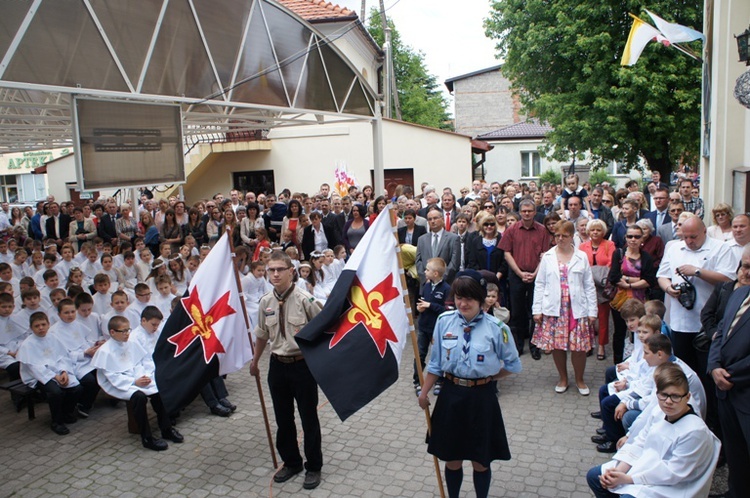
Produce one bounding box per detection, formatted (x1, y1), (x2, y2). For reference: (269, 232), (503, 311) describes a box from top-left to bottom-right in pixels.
(0, 337), (727, 497)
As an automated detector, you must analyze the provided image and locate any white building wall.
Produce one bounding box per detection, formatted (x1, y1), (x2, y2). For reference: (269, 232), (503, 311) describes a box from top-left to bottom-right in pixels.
(702, 0), (750, 213)
(483, 139), (568, 183)
(183, 119), (471, 200)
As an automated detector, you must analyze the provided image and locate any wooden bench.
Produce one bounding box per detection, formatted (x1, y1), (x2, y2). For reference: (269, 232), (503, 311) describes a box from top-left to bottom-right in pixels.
(0, 379), (37, 420)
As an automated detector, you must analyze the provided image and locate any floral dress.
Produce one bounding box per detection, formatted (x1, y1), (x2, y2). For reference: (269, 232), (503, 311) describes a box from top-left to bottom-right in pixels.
(532, 262), (594, 352)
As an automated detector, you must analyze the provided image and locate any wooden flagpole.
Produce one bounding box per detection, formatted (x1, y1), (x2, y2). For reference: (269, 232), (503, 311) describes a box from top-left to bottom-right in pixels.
(389, 208), (446, 498)
(225, 228), (278, 468)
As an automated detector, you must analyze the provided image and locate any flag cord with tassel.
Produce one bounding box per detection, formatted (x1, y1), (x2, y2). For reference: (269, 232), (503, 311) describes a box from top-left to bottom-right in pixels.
(226, 227), (279, 469)
(389, 210), (446, 498)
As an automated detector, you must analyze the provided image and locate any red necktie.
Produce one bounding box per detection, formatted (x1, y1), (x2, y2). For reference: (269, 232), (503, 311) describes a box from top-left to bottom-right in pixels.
(445, 212), (451, 231)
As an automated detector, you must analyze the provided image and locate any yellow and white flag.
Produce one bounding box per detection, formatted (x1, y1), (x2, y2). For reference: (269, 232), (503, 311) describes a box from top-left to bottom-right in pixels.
(621, 14), (665, 66)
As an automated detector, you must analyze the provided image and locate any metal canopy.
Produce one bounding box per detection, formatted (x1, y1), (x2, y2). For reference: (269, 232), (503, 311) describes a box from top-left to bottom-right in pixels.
(0, 0), (379, 153)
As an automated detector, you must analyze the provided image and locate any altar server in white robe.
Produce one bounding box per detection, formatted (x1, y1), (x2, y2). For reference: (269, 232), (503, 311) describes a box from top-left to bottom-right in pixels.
(49, 298), (102, 416)
(16, 311), (82, 435)
(0, 293), (25, 380)
(587, 363), (720, 498)
(92, 315), (183, 451)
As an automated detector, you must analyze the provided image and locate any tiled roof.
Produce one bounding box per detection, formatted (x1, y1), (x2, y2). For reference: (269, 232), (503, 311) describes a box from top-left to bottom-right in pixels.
(276, 0), (358, 22)
(476, 120), (553, 140)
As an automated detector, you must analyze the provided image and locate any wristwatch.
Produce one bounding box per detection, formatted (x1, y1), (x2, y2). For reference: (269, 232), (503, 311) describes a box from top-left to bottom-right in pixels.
(695, 269), (702, 278)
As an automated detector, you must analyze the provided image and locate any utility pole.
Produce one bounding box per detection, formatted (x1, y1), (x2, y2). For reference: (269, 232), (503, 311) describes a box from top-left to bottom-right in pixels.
(378, 0), (401, 120)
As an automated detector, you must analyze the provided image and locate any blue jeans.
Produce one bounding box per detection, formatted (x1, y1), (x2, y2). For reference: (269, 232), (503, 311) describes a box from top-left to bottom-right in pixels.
(622, 409), (641, 431)
(587, 466), (635, 498)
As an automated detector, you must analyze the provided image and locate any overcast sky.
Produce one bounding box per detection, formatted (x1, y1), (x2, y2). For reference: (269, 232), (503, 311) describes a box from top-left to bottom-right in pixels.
(333, 0), (501, 113)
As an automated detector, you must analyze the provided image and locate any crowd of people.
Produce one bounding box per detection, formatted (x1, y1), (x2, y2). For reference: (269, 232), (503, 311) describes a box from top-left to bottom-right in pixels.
(0, 169), (748, 496)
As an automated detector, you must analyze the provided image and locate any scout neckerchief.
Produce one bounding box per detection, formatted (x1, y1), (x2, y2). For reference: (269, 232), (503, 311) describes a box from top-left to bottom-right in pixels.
(460, 311), (484, 363)
(273, 285), (295, 338)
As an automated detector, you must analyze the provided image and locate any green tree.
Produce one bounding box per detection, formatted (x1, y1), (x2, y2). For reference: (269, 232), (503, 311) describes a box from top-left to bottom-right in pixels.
(484, 1), (703, 179)
(367, 10), (452, 130)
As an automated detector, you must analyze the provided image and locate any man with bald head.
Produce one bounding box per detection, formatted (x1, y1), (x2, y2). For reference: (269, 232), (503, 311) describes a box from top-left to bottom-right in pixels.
(657, 217), (737, 373)
(727, 214), (750, 260)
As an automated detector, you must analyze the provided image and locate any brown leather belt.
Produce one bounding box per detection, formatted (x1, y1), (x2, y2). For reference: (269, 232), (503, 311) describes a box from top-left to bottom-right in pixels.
(271, 353), (305, 364)
(444, 373), (493, 387)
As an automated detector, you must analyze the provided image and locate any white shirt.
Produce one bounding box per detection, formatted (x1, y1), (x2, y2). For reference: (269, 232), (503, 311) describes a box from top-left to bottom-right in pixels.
(657, 237), (737, 332)
(312, 225), (327, 253)
(92, 338), (157, 399)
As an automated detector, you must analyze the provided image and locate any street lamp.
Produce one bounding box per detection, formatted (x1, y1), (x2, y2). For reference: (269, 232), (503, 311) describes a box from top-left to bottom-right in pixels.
(737, 26), (750, 65)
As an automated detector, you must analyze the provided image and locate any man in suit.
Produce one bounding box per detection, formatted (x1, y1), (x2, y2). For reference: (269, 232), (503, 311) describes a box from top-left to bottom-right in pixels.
(708, 245), (750, 498)
(43, 201), (71, 248)
(300, 212), (336, 260)
(439, 193), (459, 232)
(645, 187), (671, 230)
(588, 187), (614, 237)
(334, 196), (352, 234)
(656, 200), (685, 243)
(97, 201), (119, 247)
(535, 190), (556, 223)
(415, 206), (460, 284)
(642, 170), (669, 208)
(318, 198), (340, 246)
(417, 192), (439, 219)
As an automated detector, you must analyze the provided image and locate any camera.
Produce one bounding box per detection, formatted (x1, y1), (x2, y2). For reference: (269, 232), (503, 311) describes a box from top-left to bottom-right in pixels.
(672, 268), (696, 310)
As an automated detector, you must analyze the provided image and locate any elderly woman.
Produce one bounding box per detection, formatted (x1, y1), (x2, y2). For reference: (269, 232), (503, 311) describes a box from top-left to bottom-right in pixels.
(115, 204), (138, 245)
(608, 224), (657, 363)
(533, 220), (598, 395)
(707, 203), (734, 241)
(68, 206), (97, 251)
(579, 219), (616, 360)
(635, 218), (664, 270)
(573, 217), (590, 248)
(418, 270), (521, 498)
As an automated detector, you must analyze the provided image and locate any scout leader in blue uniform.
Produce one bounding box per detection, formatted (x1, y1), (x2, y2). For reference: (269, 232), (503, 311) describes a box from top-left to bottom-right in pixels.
(418, 270), (522, 498)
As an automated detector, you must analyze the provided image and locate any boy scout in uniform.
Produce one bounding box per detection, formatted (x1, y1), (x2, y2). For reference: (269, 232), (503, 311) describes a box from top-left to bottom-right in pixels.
(249, 251), (323, 490)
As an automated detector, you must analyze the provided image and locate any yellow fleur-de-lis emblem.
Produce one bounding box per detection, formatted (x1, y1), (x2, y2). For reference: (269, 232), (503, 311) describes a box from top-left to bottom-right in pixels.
(347, 286), (386, 330)
(190, 304), (214, 340)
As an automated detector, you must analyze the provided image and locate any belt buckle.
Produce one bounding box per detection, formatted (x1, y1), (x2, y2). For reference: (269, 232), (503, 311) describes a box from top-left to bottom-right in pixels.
(457, 378), (469, 387)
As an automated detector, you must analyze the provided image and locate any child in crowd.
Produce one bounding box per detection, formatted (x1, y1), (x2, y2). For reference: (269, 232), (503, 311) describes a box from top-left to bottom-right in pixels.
(186, 255), (200, 274)
(136, 248), (153, 282)
(0, 262), (20, 296)
(40, 269), (61, 308)
(117, 251), (138, 296)
(55, 245), (76, 286)
(252, 228), (270, 261)
(125, 283), (152, 328)
(145, 260), (167, 293)
(92, 274), (113, 315)
(322, 249), (341, 280)
(11, 249), (28, 280)
(47, 289), (67, 325)
(17, 312), (82, 435)
(587, 363), (719, 498)
(296, 262), (314, 294)
(285, 246), (300, 271)
(151, 275), (176, 317)
(11, 288), (46, 333)
(309, 252), (331, 304)
(80, 248), (102, 288)
(0, 293), (25, 381)
(129, 306), (163, 358)
(483, 283), (510, 324)
(279, 229), (295, 252)
(66, 267), (85, 291)
(33, 254), (59, 288)
(242, 261), (270, 329)
(413, 257), (450, 396)
(112, 241), (132, 269)
(28, 250), (44, 275)
(99, 254), (119, 292)
(644, 299), (670, 337)
(49, 298), (101, 417)
(75, 293), (101, 341)
(92, 316), (183, 451)
(0, 239), (13, 264)
(100, 290), (130, 339)
(167, 255), (189, 296)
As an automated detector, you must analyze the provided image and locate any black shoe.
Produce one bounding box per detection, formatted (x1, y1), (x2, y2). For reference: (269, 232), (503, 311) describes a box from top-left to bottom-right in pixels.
(218, 398), (237, 412)
(273, 465), (303, 483)
(531, 349), (542, 360)
(303, 471), (321, 490)
(596, 428), (606, 435)
(51, 423), (70, 435)
(596, 441), (617, 453)
(590, 411), (601, 419)
(63, 413), (77, 424)
(591, 434), (608, 444)
(210, 404), (232, 417)
(517, 348), (525, 356)
(11, 393), (25, 413)
(76, 404), (89, 419)
(162, 427), (184, 443)
(142, 437), (168, 451)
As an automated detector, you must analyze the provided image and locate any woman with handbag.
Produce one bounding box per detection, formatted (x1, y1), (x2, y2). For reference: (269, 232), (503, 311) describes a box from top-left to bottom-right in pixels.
(579, 219), (616, 360)
(607, 225), (657, 364)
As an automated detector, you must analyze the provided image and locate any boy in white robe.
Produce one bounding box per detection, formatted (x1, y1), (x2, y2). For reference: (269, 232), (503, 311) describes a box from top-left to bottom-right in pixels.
(125, 283), (152, 328)
(99, 290), (129, 339)
(0, 293), (25, 381)
(49, 298), (102, 416)
(129, 305), (162, 355)
(0, 262), (20, 296)
(74, 293), (101, 341)
(16, 311), (82, 435)
(241, 261), (270, 329)
(587, 363), (719, 498)
(92, 315), (183, 451)
(91, 274), (112, 315)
